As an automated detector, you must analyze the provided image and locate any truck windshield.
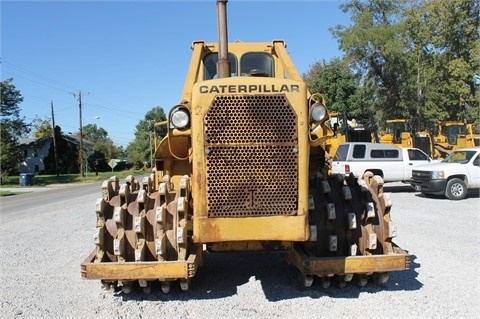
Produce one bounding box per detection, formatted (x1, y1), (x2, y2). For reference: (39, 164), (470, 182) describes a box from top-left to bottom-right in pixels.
(442, 150), (476, 164)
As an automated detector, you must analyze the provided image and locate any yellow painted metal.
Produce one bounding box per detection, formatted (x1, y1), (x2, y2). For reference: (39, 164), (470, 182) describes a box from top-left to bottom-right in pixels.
(193, 215), (309, 243)
(207, 240), (292, 252)
(81, 250), (199, 280)
(434, 121), (478, 154)
(178, 40), (323, 100)
(190, 76), (311, 243)
(285, 246), (411, 276)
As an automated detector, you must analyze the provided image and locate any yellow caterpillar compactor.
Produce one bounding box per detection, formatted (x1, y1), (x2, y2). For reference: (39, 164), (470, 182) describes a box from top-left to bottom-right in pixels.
(81, 0), (410, 293)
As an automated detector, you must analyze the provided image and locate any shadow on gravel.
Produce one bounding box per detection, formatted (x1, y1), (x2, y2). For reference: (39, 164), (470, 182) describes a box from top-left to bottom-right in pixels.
(412, 189), (479, 200)
(383, 183), (479, 200)
(383, 183), (416, 193)
(114, 251), (422, 302)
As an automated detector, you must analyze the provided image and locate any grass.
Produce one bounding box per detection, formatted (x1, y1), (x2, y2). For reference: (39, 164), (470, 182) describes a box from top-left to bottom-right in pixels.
(0, 190), (27, 196)
(0, 169), (149, 188)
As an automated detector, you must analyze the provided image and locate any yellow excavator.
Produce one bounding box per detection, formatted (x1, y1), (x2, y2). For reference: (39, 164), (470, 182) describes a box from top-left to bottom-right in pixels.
(81, 0), (410, 293)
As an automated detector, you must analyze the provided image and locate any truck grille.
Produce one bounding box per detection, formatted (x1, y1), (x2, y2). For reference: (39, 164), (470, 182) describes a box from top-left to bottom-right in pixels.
(411, 170), (431, 181)
(205, 95), (298, 217)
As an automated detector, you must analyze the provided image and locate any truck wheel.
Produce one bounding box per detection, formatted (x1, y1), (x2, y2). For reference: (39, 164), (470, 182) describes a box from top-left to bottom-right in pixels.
(445, 178), (467, 200)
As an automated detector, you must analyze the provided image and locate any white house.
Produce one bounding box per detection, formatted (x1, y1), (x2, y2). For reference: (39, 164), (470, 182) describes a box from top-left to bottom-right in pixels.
(19, 135), (93, 174)
(18, 137), (51, 174)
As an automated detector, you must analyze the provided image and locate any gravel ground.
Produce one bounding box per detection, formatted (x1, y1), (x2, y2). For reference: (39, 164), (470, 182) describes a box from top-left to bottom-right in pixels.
(1, 183), (479, 319)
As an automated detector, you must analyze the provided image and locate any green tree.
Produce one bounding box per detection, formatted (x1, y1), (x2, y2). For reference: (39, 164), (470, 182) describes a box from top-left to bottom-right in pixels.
(327, 0), (480, 131)
(81, 124), (109, 143)
(0, 78), (30, 176)
(126, 106), (167, 169)
(32, 115), (53, 138)
(403, 0), (480, 129)
(79, 124), (122, 173)
(331, 0), (412, 125)
(303, 57), (371, 119)
(43, 126), (79, 174)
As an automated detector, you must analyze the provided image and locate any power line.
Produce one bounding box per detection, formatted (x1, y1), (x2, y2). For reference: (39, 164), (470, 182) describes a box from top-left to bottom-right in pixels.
(2, 59), (79, 93)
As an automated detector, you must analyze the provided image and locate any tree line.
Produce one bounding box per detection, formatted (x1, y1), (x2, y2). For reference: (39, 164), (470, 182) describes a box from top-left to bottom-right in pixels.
(1, 77), (167, 177)
(1, 0), (478, 177)
(304, 0), (479, 131)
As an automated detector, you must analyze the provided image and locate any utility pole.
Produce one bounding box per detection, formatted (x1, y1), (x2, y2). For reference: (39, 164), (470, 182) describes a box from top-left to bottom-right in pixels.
(51, 101), (59, 176)
(148, 120), (153, 168)
(72, 91), (87, 177)
(416, 50), (423, 130)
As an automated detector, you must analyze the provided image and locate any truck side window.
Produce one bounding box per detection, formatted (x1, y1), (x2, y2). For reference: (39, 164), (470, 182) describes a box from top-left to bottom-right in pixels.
(370, 149), (400, 159)
(385, 150), (399, 158)
(370, 150), (383, 158)
(352, 145), (366, 159)
(408, 149), (427, 161)
(334, 144), (349, 161)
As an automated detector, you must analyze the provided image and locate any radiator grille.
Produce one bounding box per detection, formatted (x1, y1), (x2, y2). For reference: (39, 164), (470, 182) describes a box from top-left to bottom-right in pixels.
(205, 95), (298, 217)
(411, 170), (432, 181)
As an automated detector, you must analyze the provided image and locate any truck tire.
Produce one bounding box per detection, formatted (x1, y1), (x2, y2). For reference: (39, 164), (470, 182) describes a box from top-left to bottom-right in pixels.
(445, 178), (467, 200)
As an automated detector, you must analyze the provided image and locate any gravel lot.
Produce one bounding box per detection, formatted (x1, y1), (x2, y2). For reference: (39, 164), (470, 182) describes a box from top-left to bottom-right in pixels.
(1, 182), (479, 319)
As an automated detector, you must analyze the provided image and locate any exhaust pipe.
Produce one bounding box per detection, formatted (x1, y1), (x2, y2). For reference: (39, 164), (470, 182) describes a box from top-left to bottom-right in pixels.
(216, 0), (230, 78)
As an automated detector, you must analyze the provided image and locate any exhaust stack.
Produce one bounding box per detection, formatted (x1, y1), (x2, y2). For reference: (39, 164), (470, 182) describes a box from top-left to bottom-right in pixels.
(216, 0), (230, 78)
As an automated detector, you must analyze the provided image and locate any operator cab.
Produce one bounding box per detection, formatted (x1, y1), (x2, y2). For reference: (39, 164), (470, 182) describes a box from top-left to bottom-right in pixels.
(441, 124), (467, 145)
(203, 51), (274, 79)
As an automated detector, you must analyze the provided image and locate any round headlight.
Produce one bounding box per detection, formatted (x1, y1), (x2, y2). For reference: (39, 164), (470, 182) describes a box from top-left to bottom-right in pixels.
(171, 109), (189, 128)
(311, 103), (326, 122)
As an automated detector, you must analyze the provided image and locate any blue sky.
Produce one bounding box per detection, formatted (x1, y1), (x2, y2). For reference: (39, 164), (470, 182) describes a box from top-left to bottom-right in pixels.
(2, 0), (350, 147)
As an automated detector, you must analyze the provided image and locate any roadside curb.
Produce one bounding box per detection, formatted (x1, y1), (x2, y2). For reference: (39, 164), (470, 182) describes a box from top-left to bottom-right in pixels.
(0, 183), (92, 193)
(0, 186), (59, 193)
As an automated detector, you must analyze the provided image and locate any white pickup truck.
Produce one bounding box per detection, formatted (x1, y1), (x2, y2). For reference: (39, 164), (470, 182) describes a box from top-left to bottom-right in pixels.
(410, 147), (480, 200)
(331, 142), (434, 183)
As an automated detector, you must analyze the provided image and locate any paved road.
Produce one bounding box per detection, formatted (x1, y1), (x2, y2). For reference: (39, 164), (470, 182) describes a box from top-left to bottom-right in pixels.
(0, 182), (102, 220)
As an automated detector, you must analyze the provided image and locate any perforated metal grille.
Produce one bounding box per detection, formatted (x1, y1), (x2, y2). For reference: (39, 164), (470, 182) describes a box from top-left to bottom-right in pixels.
(205, 95), (298, 217)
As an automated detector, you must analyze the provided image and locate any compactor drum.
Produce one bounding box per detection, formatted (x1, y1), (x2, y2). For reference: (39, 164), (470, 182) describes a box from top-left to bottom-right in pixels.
(81, 0), (410, 293)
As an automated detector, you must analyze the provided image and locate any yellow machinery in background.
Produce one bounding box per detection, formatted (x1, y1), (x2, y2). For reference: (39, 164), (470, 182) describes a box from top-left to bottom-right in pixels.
(379, 119), (434, 157)
(324, 111), (379, 159)
(81, 0), (410, 293)
(433, 121), (479, 159)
